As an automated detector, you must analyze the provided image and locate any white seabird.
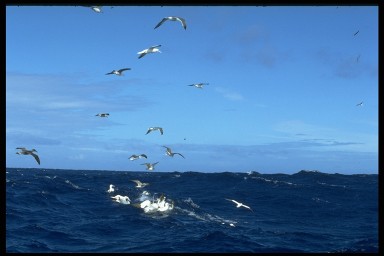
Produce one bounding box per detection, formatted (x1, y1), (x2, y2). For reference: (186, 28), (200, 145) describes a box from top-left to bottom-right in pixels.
(141, 162), (159, 171)
(162, 146), (185, 158)
(187, 83), (209, 89)
(129, 154), (148, 161)
(154, 16), (187, 30)
(105, 68), (131, 76)
(96, 113), (109, 117)
(137, 45), (162, 59)
(107, 184), (115, 193)
(111, 195), (131, 204)
(146, 127), (163, 135)
(225, 198), (253, 212)
(131, 179), (149, 188)
(16, 147), (40, 165)
(356, 101), (364, 107)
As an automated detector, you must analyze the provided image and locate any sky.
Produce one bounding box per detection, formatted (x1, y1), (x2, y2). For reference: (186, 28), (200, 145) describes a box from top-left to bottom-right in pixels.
(6, 5), (378, 174)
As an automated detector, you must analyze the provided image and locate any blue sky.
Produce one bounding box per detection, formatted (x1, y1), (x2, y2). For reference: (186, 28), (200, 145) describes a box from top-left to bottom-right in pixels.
(6, 5), (378, 174)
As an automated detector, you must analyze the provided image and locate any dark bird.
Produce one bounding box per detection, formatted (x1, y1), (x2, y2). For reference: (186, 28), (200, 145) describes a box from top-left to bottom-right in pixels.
(353, 30), (359, 36)
(137, 45), (162, 59)
(129, 154), (148, 161)
(105, 68), (131, 76)
(154, 16), (187, 30)
(141, 162), (159, 171)
(187, 83), (209, 89)
(146, 127), (163, 135)
(356, 101), (363, 107)
(356, 54), (360, 62)
(162, 146), (185, 158)
(96, 113), (109, 117)
(16, 147), (40, 165)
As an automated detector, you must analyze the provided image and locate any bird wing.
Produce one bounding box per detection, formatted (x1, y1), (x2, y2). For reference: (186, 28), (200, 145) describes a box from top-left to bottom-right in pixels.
(16, 147), (27, 151)
(138, 52), (147, 59)
(176, 17), (187, 29)
(153, 162), (159, 166)
(119, 68), (131, 73)
(159, 128), (164, 135)
(145, 129), (152, 134)
(175, 153), (185, 158)
(30, 153), (40, 165)
(105, 71), (114, 75)
(149, 45), (162, 50)
(140, 154), (148, 158)
(154, 18), (168, 29)
(131, 180), (141, 185)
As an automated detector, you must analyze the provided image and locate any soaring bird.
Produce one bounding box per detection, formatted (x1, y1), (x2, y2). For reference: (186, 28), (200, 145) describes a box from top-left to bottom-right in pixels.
(16, 147), (40, 165)
(187, 83), (209, 89)
(105, 68), (131, 76)
(353, 30), (359, 36)
(129, 154), (148, 161)
(225, 199), (253, 212)
(162, 146), (185, 158)
(356, 101), (364, 107)
(131, 179), (149, 188)
(137, 45), (162, 59)
(141, 162), (159, 171)
(146, 127), (163, 135)
(154, 16), (187, 30)
(96, 113), (109, 117)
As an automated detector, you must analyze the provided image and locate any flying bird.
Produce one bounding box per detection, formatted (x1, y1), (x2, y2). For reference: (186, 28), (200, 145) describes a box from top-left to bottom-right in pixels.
(107, 184), (115, 193)
(187, 83), (209, 89)
(137, 45), (162, 59)
(154, 16), (187, 30)
(82, 6), (103, 13)
(146, 127), (163, 135)
(353, 30), (359, 36)
(356, 54), (360, 62)
(105, 68), (131, 76)
(225, 199), (253, 212)
(141, 162), (159, 171)
(129, 154), (148, 161)
(16, 147), (40, 165)
(96, 113), (109, 117)
(162, 146), (185, 158)
(131, 179), (149, 188)
(356, 101), (364, 107)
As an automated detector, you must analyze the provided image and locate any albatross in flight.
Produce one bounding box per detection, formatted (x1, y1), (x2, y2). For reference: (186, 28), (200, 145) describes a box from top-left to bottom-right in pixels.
(146, 127), (163, 135)
(356, 101), (364, 107)
(187, 83), (209, 89)
(154, 16), (187, 30)
(162, 146), (185, 158)
(225, 199), (253, 212)
(16, 147), (40, 165)
(137, 45), (162, 59)
(96, 113), (109, 117)
(129, 154), (148, 161)
(105, 68), (131, 76)
(141, 162), (159, 171)
(131, 179), (149, 188)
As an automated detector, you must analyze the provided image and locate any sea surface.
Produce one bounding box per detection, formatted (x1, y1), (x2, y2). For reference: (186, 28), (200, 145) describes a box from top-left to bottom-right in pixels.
(5, 168), (379, 253)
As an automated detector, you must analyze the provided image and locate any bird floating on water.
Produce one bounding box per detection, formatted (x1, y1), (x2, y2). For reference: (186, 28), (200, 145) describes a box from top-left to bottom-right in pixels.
(146, 127), (163, 135)
(356, 101), (364, 107)
(225, 198), (253, 212)
(131, 179), (149, 188)
(105, 68), (131, 76)
(96, 113), (109, 117)
(111, 195), (130, 204)
(162, 146), (185, 158)
(137, 45), (162, 59)
(154, 16), (187, 30)
(107, 184), (115, 193)
(141, 162), (159, 171)
(187, 83), (209, 89)
(129, 154), (148, 161)
(16, 147), (40, 165)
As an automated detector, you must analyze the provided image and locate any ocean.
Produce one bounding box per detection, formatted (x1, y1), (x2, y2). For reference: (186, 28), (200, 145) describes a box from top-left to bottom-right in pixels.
(5, 168), (379, 253)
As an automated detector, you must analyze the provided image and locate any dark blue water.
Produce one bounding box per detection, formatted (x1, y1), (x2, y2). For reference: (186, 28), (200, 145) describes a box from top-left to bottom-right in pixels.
(6, 168), (378, 253)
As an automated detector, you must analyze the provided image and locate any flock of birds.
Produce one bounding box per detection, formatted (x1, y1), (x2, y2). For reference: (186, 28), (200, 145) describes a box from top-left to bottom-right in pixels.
(14, 6), (254, 215)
